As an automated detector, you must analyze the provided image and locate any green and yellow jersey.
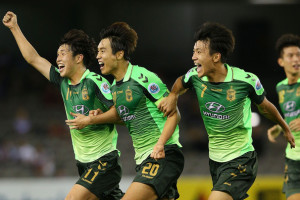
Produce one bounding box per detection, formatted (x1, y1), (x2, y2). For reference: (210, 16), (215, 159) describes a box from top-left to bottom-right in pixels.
(182, 64), (265, 162)
(50, 66), (119, 163)
(111, 63), (181, 165)
(276, 78), (300, 161)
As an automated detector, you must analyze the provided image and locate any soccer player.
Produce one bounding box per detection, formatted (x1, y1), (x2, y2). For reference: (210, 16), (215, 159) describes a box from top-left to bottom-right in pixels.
(66, 22), (184, 200)
(267, 34), (300, 200)
(157, 22), (295, 200)
(3, 11), (123, 200)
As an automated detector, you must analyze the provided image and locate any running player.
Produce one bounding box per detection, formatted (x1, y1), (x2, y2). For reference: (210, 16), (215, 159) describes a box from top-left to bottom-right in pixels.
(268, 34), (300, 200)
(158, 22), (295, 200)
(3, 11), (123, 200)
(66, 22), (184, 200)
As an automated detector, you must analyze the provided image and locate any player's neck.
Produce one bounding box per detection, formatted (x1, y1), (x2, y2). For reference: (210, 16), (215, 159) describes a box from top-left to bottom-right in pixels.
(287, 72), (300, 85)
(69, 66), (87, 85)
(113, 61), (129, 82)
(207, 63), (227, 82)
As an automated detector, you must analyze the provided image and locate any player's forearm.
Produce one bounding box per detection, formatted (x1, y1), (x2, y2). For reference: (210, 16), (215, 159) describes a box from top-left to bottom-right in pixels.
(10, 25), (41, 65)
(170, 76), (188, 97)
(156, 110), (179, 146)
(10, 24), (51, 79)
(89, 106), (121, 125)
(258, 98), (289, 132)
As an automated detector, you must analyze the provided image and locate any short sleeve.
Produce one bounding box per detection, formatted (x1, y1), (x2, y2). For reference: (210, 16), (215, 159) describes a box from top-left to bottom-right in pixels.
(247, 74), (266, 104)
(182, 67), (197, 89)
(49, 65), (63, 87)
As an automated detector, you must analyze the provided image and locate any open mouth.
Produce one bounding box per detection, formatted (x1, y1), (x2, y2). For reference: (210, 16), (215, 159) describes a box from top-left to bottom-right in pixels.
(196, 64), (202, 73)
(58, 64), (65, 72)
(99, 62), (104, 69)
(293, 64), (300, 70)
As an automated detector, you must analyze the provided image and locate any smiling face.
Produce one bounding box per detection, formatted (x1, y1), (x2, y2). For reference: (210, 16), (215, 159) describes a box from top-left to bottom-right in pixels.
(56, 44), (78, 78)
(278, 46), (300, 76)
(96, 38), (118, 76)
(192, 40), (217, 78)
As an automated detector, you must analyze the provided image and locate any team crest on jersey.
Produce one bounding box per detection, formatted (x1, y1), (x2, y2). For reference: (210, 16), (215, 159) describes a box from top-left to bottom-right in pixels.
(148, 83), (160, 94)
(296, 87), (300, 96)
(82, 86), (89, 100)
(255, 79), (262, 90)
(101, 82), (111, 94)
(126, 87), (133, 102)
(226, 86), (236, 102)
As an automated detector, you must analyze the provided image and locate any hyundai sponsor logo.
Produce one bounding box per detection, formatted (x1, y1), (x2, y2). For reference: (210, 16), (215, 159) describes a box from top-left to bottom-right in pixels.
(205, 102), (226, 113)
(284, 101), (296, 112)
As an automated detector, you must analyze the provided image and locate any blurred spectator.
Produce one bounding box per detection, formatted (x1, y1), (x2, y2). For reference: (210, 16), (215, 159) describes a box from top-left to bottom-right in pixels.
(13, 107), (32, 135)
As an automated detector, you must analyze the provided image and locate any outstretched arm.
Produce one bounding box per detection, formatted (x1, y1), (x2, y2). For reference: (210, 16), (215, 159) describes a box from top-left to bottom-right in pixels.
(257, 97), (295, 148)
(3, 11), (51, 80)
(158, 76), (188, 117)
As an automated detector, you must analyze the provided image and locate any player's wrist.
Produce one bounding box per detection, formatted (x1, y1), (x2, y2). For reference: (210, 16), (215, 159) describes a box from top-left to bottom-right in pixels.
(169, 91), (179, 100)
(87, 115), (93, 125)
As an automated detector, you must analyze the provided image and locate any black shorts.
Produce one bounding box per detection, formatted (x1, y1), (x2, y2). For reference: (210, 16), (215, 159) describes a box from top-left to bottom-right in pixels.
(76, 150), (124, 200)
(133, 145), (184, 199)
(209, 151), (258, 200)
(282, 157), (300, 198)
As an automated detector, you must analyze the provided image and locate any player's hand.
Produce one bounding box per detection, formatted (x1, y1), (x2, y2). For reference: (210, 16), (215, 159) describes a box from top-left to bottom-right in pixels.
(2, 11), (18, 29)
(267, 125), (281, 143)
(65, 112), (91, 130)
(150, 143), (165, 160)
(283, 130), (295, 149)
(289, 118), (300, 132)
(89, 109), (103, 116)
(158, 93), (177, 117)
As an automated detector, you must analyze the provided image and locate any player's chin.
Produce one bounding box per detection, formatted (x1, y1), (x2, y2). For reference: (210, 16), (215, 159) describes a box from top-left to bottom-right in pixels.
(100, 68), (108, 75)
(60, 72), (67, 77)
(197, 72), (204, 78)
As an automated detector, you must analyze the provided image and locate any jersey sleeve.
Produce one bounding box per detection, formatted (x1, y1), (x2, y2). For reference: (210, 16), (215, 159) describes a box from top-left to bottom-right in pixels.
(87, 73), (114, 109)
(247, 73), (266, 104)
(49, 65), (63, 87)
(133, 67), (169, 104)
(181, 67), (197, 89)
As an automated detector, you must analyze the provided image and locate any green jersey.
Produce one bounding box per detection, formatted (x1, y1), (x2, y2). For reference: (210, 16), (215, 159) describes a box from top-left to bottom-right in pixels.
(276, 78), (300, 160)
(50, 66), (119, 163)
(111, 63), (181, 165)
(182, 64), (265, 162)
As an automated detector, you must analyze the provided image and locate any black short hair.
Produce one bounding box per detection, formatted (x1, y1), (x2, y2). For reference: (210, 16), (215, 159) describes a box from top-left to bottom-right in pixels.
(194, 22), (235, 63)
(99, 22), (138, 61)
(59, 29), (97, 67)
(275, 34), (300, 58)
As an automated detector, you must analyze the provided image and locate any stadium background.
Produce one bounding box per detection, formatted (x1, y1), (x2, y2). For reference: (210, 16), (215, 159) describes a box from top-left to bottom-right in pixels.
(0, 0), (300, 199)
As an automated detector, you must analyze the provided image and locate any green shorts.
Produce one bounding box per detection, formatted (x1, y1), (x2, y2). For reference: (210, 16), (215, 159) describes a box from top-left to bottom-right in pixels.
(209, 151), (258, 200)
(76, 150), (124, 200)
(282, 157), (300, 198)
(133, 145), (184, 199)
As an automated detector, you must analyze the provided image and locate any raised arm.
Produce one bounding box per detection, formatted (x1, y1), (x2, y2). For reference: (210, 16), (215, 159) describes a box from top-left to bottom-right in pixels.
(3, 11), (51, 80)
(257, 97), (295, 148)
(158, 76), (188, 117)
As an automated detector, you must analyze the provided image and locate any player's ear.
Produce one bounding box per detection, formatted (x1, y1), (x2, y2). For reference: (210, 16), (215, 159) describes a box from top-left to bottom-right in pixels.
(212, 53), (221, 63)
(76, 54), (84, 64)
(277, 57), (284, 68)
(116, 50), (124, 60)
